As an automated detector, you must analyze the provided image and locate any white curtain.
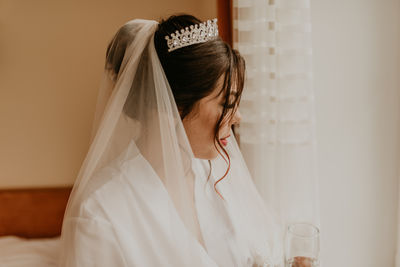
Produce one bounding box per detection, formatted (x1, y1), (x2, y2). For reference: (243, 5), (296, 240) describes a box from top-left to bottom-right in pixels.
(233, 0), (320, 233)
(397, 172), (400, 267)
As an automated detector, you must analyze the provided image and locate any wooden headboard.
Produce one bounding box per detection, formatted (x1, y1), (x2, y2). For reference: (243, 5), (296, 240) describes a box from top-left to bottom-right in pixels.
(0, 187), (72, 238)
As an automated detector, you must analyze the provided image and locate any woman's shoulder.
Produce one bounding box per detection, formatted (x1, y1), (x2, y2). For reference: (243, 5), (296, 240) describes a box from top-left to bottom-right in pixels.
(78, 148), (170, 222)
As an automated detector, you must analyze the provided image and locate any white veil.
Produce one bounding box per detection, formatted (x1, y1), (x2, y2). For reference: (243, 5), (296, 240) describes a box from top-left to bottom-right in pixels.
(59, 19), (284, 266)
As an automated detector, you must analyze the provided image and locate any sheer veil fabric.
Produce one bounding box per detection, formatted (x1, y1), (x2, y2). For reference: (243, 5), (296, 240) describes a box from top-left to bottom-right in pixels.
(59, 19), (284, 266)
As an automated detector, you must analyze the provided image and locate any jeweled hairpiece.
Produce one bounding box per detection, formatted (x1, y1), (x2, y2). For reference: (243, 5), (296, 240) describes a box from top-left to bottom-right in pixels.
(165, 18), (219, 52)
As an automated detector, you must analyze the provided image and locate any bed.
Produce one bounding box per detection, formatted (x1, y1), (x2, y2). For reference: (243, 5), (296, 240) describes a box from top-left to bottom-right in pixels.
(0, 187), (71, 267)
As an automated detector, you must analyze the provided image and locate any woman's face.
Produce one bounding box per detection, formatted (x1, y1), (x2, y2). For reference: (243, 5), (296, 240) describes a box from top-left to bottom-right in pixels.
(182, 75), (241, 159)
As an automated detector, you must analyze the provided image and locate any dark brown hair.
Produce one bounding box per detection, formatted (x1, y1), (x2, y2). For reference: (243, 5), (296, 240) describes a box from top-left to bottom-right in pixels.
(154, 14), (245, 198)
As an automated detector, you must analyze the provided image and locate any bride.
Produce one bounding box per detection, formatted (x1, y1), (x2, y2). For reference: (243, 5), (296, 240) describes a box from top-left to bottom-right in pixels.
(58, 14), (285, 267)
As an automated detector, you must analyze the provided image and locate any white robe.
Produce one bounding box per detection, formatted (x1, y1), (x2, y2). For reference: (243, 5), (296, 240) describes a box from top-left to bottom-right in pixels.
(60, 142), (282, 267)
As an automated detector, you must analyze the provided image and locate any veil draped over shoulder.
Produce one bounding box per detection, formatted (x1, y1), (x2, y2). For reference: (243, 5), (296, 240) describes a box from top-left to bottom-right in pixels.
(59, 19), (284, 267)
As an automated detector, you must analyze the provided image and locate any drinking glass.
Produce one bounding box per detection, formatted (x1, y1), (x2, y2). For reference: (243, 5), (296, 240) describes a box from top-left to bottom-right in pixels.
(285, 222), (320, 267)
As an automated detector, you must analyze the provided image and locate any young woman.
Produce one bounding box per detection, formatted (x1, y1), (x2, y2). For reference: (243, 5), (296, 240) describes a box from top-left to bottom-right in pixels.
(58, 15), (284, 267)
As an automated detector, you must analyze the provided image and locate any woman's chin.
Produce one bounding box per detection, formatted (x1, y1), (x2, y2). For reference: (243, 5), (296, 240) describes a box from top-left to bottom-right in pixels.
(193, 148), (219, 160)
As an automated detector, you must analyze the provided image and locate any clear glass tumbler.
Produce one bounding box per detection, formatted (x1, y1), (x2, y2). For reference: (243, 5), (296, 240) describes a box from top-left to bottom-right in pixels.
(285, 222), (320, 267)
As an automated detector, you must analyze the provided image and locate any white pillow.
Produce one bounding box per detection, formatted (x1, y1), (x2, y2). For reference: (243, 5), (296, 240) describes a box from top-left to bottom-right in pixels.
(0, 236), (60, 267)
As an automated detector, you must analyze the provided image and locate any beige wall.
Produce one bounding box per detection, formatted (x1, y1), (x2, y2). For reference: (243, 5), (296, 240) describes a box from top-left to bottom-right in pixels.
(0, 0), (217, 188)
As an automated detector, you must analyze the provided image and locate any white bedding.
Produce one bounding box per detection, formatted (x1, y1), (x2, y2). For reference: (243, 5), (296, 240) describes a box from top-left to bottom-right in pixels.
(0, 236), (60, 267)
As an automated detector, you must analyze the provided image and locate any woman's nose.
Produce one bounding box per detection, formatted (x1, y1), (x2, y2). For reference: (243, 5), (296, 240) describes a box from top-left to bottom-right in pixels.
(231, 109), (242, 125)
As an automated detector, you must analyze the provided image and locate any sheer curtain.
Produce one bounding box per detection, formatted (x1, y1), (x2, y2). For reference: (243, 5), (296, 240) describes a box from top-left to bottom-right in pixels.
(233, 0), (320, 233)
(397, 172), (400, 266)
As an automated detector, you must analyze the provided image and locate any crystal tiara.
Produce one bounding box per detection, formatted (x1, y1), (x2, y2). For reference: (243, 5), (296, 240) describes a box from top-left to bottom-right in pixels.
(164, 18), (219, 52)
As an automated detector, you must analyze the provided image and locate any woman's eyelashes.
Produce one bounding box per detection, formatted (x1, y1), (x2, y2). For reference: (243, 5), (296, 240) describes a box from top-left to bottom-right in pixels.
(220, 99), (237, 109)
(226, 103), (236, 109)
(220, 103), (235, 109)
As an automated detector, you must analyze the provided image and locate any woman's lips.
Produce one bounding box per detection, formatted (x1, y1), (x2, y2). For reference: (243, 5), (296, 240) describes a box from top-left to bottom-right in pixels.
(219, 135), (230, 146)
